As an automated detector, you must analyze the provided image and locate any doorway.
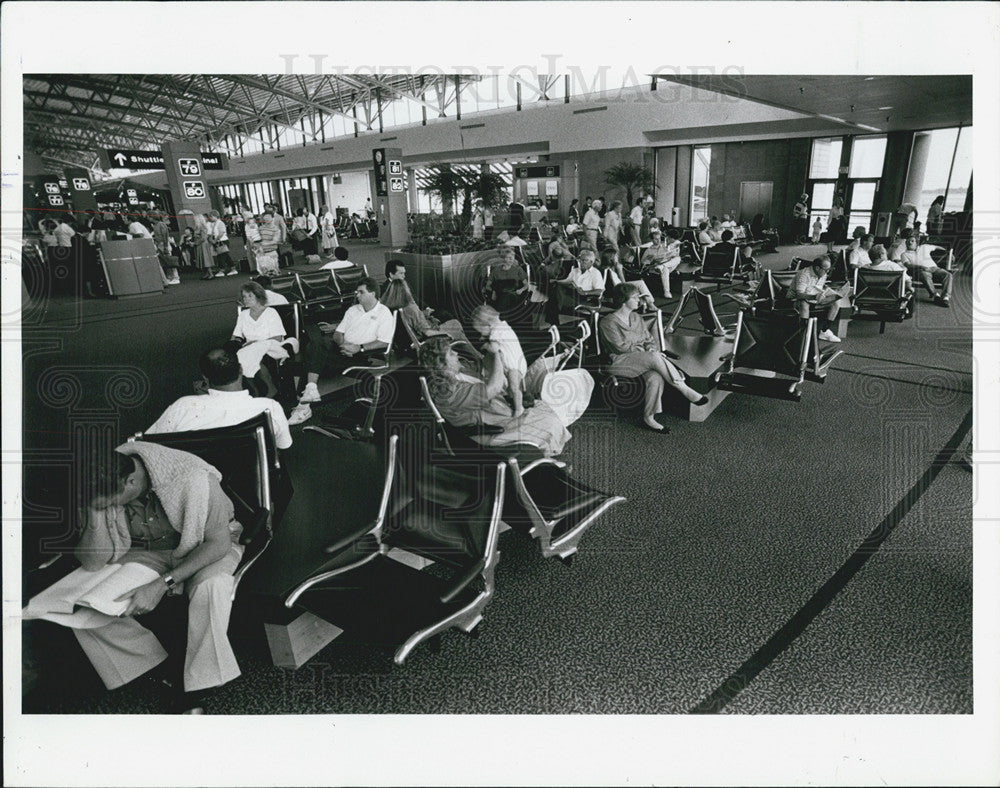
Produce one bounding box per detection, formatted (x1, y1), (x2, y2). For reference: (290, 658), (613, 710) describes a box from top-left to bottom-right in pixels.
(738, 181), (773, 225)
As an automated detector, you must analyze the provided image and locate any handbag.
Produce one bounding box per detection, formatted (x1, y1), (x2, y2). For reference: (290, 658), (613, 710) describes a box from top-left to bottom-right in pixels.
(290, 228), (309, 244)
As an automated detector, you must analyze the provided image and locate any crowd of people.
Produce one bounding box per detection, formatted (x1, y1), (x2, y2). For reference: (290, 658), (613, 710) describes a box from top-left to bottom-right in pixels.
(26, 186), (961, 715)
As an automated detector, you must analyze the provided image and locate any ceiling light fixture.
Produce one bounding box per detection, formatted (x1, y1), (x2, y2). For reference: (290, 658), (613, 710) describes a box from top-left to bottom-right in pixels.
(878, 106), (893, 110)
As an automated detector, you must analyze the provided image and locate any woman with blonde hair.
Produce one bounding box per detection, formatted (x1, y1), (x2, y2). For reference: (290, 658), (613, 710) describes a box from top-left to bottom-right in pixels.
(419, 336), (571, 457)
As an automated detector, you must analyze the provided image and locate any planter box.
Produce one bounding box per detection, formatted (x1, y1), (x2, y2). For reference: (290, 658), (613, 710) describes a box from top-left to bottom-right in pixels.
(385, 250), (499, 319)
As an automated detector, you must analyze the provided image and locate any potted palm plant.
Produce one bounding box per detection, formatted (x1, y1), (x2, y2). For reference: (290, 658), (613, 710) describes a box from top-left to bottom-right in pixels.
(604, 161), (654, 208)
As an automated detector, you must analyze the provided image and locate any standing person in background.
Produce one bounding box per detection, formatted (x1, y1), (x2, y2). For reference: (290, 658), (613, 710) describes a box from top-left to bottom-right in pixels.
(567, 198), (581, 226)
(179, 227), (196, 268)
(582, 198), (602, 249)
(926, 195), (945, 238)
(508, 198), (526, 237)
(304, 205), (320, 255)
(206, 210), (237, 278)
(151, 213), (180, 285)
(254, 211), (282, 277)
(483, 203), (495, 241)
(826, 195), (846, 253)
(895, 202), (918, 235)
(627, 199), (644, 246)
(127, 215), (153, 240)
(54, 215), (76, 248)
(603, 200), (623, 253)
(40, 220), (58, 247)
(243, 211), (261, 273)
(193, 213), (214, 279)
(471, 200), (486, 240)
(320, 204), (338, 254)
(792, 193), (810, 244)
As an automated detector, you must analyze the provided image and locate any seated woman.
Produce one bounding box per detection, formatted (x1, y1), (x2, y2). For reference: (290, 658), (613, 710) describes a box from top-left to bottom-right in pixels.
(485, 245), (529, 312)
(599, 283), (708, 432)
(229, 282), (291, 399)
(601, 248), (656, 311)
(380, 278), (479, 357)
(419, 336), (572, 457)
(738, 245), (759, 275)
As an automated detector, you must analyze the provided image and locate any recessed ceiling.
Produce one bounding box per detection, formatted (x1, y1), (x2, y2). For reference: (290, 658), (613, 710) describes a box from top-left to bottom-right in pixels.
(656, 74), (971, 134)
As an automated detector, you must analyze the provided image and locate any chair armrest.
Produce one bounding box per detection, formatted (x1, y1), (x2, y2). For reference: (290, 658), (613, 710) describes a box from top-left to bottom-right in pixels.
(440, 559), (486, 604)
(661, 347), (681, 360)
(458, 423), (504, 436)
(324, 519), (382, 554)
(238, 506), (271, 546)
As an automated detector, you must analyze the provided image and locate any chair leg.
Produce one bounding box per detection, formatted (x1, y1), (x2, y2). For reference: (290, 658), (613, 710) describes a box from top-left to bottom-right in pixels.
(879, 321), (886, 334)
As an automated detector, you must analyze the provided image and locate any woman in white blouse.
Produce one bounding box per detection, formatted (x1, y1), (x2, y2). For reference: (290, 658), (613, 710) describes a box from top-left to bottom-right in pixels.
(230, 281), (289, 398)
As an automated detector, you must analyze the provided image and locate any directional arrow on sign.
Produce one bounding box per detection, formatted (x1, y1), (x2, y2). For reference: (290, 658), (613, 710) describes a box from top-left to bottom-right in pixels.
(113, 152), (128, 167)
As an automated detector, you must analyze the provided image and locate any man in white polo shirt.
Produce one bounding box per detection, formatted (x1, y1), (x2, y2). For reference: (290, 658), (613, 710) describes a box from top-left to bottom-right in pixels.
(290, 277), (394, 425)
(147, 347), (292, 449)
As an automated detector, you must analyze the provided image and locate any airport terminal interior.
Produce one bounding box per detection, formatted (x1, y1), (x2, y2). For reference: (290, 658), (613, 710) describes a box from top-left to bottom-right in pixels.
(17, 72), (975, 718)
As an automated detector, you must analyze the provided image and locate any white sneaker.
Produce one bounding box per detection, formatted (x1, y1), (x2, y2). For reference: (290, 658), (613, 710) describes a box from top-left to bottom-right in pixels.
(818, 329), (842, 343)
(225, 270), (239, 276)
(167, 278), (181, 285)
(287, 404), (312, 426)
(299, 382), (322, 403)
(214, 271), (226, 278)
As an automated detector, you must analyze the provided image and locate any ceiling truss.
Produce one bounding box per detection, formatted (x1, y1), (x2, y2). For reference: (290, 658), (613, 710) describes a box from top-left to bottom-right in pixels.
(24, 73), (482, 179)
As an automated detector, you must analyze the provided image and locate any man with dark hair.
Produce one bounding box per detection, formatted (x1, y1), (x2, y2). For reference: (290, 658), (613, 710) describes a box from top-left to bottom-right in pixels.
(847, 233), (874, 268)
(67, 439), (246, 712)
(290, 277), (395, 424)
(147, 348), (292, 448)
(320, 245), (355, 271)
(712, 228), (739, 260)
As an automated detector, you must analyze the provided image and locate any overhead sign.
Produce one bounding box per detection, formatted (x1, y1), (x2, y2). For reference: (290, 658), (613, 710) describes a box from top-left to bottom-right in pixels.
(183, 181), (206, 199)
(389, 177), (404, 192)
(126, 188), (138, 197)
(200, 152), (226, 170)
(72, 177), (91, 191)
(48, 194), (64, 206)
(107, 149), (226, 170)
(515, 165), (560, 179)
(179, 158), (202, 177)
(388, 159), (402, 175)
(44, 182), (61, 194)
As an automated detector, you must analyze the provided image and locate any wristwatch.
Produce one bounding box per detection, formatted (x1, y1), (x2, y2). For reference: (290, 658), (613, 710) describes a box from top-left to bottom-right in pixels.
(161, 574), (177, 590)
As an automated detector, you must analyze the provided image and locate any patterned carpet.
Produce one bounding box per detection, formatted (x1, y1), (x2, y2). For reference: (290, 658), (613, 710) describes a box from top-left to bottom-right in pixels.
(20, 240), (974, 716)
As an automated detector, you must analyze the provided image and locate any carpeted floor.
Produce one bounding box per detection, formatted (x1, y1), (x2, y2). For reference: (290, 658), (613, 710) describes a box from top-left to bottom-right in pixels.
(19, 238), (974, 715)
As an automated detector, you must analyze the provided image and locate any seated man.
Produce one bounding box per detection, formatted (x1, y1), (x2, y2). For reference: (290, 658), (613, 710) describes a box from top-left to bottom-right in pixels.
(847, 233), (874, 268)
(148, 347), (292, 449)
(887, 228), (911, 262)
(641, 227), (682, 298)
(708, 229), (739, 265)
(696, 220), (715, 247)
(865, 244), (914, 295)
(320, 245), (356, 271)
(290, 276), (394, 425)
(900, 234), (953, 306)
(70, 441), (245, 712)
(790, 256), (846, 344)
(559, 248), (605, 301)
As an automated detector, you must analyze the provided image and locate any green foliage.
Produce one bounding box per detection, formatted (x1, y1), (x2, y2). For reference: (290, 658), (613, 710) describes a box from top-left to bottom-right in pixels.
(420, 164), (465, 220)
(603, 161), (654, 208)
(400, 233), (495, 255)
